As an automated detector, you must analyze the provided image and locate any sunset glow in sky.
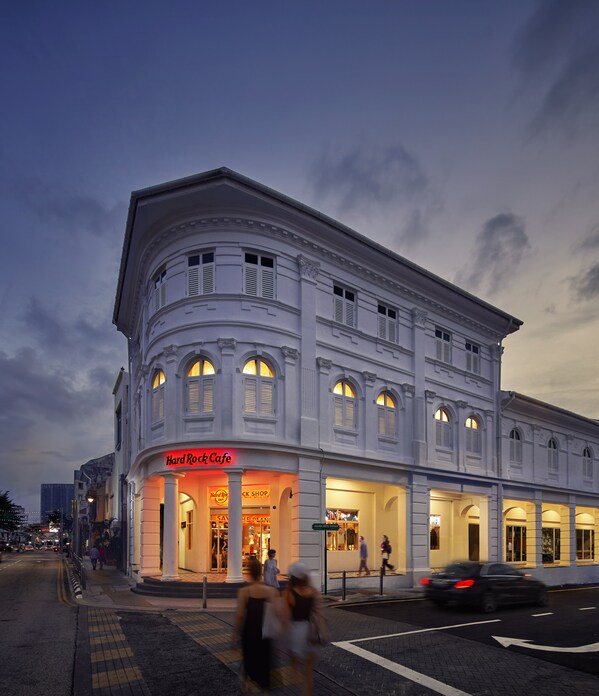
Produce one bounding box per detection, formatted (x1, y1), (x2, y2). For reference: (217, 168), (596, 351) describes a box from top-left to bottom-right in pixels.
(1, 1), (598, 514)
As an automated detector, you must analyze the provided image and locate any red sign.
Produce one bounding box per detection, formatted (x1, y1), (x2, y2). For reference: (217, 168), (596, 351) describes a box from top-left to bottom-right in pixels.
(165, 448), (235, 468)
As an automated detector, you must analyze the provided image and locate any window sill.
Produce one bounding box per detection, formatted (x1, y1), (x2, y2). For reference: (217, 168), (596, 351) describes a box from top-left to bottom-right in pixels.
(243, 413), (277, 422)
(183, 413), (215, 420)
(378, 435), (398, 444)
(333, 426), (358, 435)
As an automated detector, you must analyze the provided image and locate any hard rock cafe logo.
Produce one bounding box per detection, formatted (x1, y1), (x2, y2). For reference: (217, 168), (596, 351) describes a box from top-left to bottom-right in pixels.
(213, 488), (228, 505)
(209, 486), (270, 506)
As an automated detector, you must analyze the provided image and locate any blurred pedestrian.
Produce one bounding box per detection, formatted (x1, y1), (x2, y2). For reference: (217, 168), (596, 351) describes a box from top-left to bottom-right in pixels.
(89, 545), (99, 570)
(380, 535), (394, 574)
(358, 536), (370, 575)
(263, 549), (280, 589)
(282, 562), (322, 696)
(233, 558), (280, 693)
(98, 544), (107, 570)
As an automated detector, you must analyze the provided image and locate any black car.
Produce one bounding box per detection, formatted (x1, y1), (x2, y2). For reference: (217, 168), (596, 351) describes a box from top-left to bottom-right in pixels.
(420, 561), (548, 613)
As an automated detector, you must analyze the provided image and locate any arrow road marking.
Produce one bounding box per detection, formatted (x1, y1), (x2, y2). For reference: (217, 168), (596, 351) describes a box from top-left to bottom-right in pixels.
(493, 636), (599, 653)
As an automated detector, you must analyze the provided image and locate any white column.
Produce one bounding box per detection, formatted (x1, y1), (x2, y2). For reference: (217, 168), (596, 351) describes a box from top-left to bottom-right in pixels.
(139, 477), (161, 577)
(226, 468), (244, 583)
(161, 473), (182, 581)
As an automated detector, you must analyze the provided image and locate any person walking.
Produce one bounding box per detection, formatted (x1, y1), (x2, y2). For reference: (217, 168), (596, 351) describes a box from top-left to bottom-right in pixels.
(358, 536), (370, 575)
(233, 558), (280, 693)
(380, 534), (394, 574)
(263, 549), (280, 589)
(98, 544), (107, 570)
(89, 545), (99, 571)
(282, 562), (322, 696)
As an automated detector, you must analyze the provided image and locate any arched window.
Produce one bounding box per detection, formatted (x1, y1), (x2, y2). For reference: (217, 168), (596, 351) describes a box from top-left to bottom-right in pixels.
(151, 369), (165, 422)
(376, 391), (397, 437)
(243, 358), (274, 415)
(548, 438), (559, 473)
(465, 415), (482, 454)
(186, 358), (215, 413)
(582, 447), (593, 480)
(334, 380), (356, 429)
(509, 428), (522, 463)
(434, 407), (452, 449)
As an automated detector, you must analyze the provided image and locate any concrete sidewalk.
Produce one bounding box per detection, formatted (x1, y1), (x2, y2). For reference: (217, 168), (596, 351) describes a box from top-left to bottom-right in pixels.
(72, 558), (422, 611)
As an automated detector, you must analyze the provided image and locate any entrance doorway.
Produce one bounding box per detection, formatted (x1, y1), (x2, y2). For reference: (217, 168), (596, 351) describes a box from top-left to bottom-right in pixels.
(210, 510), (271, 571)
(468, 523), (480, 561)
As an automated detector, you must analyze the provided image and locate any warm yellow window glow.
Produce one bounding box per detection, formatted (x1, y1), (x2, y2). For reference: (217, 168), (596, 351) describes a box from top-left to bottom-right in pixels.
(152, 369), (165, 389)
(243, 358), (273, 378)
(466, 416), (479, 430)
(434, 408), (449, 422)
(188, 359), (215, 377)
(334, 380), (355, 398)
(377, 392), (395, 409)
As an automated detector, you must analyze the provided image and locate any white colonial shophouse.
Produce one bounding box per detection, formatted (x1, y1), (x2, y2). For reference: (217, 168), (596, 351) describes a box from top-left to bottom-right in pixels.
(112, 167), (599, 590)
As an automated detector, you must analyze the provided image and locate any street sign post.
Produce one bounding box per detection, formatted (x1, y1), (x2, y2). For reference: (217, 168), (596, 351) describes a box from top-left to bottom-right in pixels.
(312, 522), (339, 594)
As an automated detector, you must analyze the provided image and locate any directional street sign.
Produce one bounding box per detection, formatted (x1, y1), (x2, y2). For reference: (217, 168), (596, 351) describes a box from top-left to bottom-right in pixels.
(312, 522), (340, 531)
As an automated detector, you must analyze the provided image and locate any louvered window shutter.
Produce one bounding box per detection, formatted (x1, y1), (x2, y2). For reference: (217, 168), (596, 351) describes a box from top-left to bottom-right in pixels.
(261, 268), (274, 299)
(245, 379), (257, 412)
(378, 407), (385, 435)
(202, 264), (214, 294)
(346, 300), (355, 327)
(245, 266), (258, 296)
(334, 296), (344, 323)
(187, 381), (199, 412)
(386, 410), (395, 437)
(345, 398), (355, 428)
(388, 317), (397, 342)
(334, 396), (343, 426)
(188, 267), (199, 296)
(260, 380), (273, 414)
(378, 315), (386, 339)
(202, 378), (214, 412)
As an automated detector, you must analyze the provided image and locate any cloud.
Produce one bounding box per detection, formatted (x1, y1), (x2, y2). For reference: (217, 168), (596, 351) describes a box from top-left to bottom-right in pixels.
(513, 0), (599, 138)
(455, 213), (530, 296)
(571, 263), (599, 300)
(575, 226), (599, 252)
(310, 142), (441, 248)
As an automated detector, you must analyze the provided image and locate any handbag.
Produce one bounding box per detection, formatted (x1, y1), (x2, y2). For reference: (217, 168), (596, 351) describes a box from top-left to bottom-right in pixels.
(308, 603), (330, 646)
(262, 599), (281, 640)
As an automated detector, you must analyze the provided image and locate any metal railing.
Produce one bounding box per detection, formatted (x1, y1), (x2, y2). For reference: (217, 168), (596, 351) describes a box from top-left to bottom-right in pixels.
(72, 553), (87, 590)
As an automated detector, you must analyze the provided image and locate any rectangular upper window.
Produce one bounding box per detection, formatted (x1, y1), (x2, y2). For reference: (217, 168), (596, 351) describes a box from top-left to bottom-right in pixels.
(244, 253), (275, 298)
(465, 341), (481, 374)
(435, 327), (451, 364)
(333, 285), (356, 327)
(153, 268), (167, 312)
(188, 252), (215, 296)
(377, 303), (397, 342)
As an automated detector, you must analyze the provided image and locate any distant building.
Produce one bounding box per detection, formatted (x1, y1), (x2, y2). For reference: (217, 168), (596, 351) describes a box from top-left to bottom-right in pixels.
(40, 483), (74, 523)
(113, 167), (599, 590)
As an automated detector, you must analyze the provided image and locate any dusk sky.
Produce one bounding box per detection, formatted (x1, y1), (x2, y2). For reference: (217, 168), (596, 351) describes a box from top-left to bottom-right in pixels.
(2, 1), (598, 516)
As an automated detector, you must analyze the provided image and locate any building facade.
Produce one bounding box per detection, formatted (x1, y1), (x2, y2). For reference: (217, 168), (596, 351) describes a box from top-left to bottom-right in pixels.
(40, 483), (74, 523)
(113, 168), (599, 589)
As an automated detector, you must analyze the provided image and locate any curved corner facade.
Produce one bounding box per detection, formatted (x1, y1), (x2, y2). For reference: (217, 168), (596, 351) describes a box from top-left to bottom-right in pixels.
(113, 168), (599, 589)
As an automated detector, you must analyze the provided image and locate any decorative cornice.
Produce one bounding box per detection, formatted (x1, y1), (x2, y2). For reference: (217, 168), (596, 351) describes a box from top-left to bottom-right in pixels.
(297, 254), (320, 280)
(412, 307), (428, 328)
(317, 357), (332, 373)
(401, 383), (415, 396)
(456, 400), (468, 409)
(217, 338), (237, 352)
(425, 390), (436, 401)
(281, 346), (299, 363)
(362, 371), (376, 386)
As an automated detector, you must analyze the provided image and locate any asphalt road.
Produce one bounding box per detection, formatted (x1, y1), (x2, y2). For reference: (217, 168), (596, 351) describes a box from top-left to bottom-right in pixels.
(0, 549), (77, 696)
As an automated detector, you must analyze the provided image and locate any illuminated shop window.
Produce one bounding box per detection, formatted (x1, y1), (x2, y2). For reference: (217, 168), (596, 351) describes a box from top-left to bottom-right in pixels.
(244, 253), (275, 298)
(151, 369), (165, 422)
(186, 358), (215, 413)
(333, 380), (356, 429)
(576, 528), (595, 561)
(243, 357), (274, 415)
(376, 391), (397, 437)
(465, 416), (482, 454)
(430, 515), (441, 550)
(325, 509), (359, 551)
(506, 525), (526, 562)
(509, 429), (522, 464)
(187, 252), (215, 296)
(434, 407), (452, 449)
(542, 527), (560, 563)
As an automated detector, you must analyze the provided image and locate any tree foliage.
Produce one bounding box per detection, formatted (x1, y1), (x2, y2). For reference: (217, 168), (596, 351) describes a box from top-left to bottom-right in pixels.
(0, 491), (24, 531)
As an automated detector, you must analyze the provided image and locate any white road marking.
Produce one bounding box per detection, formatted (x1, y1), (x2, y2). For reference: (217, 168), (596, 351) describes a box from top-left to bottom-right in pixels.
(531, 612), (553, 617)
(579, 607), (596, 611)
(493, 635), (599, 653)
(346, 619), (501, 644)
(333, 641), (472, 696)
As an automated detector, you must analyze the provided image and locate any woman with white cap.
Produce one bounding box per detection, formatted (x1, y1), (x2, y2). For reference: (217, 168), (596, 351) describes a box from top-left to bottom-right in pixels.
(282, 562), (322, 696)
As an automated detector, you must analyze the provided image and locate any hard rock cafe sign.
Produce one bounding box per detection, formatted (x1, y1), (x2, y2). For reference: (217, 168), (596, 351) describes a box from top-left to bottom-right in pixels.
(165, 448), (235, 468)
(209, 486), (270, 507)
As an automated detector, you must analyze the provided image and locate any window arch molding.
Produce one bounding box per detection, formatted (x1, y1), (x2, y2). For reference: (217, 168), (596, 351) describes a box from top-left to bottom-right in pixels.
(332, 375), (361, 430)
(179, 352), (218, 415)
(375, 388), (401, 439)
(240, 352), (279, 416)
(465, 412), (484, 455)
(433, 403), (455, 450)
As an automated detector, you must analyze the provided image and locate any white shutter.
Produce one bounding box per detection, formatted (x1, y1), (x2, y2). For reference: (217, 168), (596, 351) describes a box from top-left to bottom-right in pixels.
(261, 267), (274, 299)
(334, 296), (344, 323)
(388, 317), (397, 342)
(245, 266), (258, 296)
(202, 378), (214, 412)
(345, 398), (355, 428)
(436, 339), (443, 361)
(378, 315), (386, 340)
(378, 407), (385, 435)
(188, 266), (199, 296)
(202, 264), (214, 294)
(244, 378), (257, 412)
(334, 396), (343, 426)
(345, 300), (355, 327)
(260, 380), (273, 414)
(386, 410), (395, 437)
(187, 381), (199, 412)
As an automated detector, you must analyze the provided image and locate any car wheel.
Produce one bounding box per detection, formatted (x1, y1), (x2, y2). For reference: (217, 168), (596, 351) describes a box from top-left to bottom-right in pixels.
(480, 592), (498, 613)
(536, 589), (548, 607)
